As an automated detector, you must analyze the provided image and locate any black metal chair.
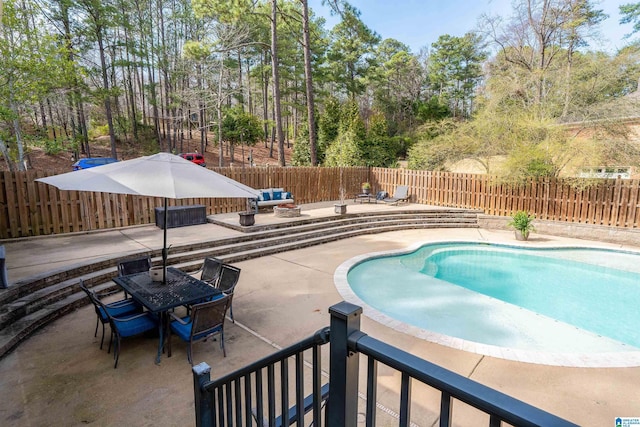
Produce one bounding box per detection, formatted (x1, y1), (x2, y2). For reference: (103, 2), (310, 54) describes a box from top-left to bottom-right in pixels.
(117, 255), (152, 276)
(184, 258), (224, 316)
(192, 257), (224, 285)
(93, 293), (158, 369)
(117, 255), (152, 298)
(79, 280), (142, 350)
(168, 294), (232, 365)
(215, 264), (241, 322)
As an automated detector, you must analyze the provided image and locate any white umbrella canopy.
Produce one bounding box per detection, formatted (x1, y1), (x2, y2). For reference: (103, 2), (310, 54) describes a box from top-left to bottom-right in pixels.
(36, 152), (258, 281)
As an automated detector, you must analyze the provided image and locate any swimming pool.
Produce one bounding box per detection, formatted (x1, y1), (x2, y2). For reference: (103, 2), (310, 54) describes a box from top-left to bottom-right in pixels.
(335, 241), (640, 367)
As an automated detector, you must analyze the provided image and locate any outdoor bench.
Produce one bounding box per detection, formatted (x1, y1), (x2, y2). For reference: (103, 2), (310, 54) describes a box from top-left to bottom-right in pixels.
(251, 188), (294, 211)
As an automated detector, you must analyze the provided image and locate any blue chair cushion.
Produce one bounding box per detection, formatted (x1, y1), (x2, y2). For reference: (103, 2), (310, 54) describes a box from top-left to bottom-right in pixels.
(113, 313), (157, 337)
(170, 317), (222, 342)
(262, 191), (271, 201)
(273, 191), (282, 200)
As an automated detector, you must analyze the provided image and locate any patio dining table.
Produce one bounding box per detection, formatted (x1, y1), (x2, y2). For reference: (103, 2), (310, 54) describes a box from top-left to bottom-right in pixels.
(113, 267), (222, 364)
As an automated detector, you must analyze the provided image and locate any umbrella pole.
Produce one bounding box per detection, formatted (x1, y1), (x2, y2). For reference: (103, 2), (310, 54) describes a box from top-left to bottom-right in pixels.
(163, 197), (168, 285)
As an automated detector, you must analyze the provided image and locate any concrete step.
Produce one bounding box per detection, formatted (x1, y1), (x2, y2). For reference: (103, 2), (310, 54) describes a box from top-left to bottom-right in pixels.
(0, 292), (86, 358)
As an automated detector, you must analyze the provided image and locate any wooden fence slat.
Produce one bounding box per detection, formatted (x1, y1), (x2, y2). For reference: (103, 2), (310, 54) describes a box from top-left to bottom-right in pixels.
(628, 179), (640, 228)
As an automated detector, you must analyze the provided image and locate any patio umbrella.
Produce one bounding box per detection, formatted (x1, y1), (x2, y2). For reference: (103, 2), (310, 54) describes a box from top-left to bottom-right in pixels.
(36, 152), (257, 282)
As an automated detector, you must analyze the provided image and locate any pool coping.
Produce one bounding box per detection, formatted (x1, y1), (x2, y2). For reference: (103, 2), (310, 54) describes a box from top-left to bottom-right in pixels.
(334, 238), (640, 368)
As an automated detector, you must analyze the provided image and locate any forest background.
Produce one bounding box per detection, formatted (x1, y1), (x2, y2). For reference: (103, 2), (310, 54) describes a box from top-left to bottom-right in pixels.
(2, 0), (640, 183)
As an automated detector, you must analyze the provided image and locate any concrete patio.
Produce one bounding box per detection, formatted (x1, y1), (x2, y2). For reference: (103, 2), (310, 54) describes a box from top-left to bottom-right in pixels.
(1, 202), (639, 426)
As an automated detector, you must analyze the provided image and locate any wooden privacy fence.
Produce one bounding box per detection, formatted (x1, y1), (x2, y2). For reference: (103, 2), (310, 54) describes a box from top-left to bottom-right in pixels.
(1, 166), (639, 239)
(0, 166), (369, 239)
(370, 168), (640, 229)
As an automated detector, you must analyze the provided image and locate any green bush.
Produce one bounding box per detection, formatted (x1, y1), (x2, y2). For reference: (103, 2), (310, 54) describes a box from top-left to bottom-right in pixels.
(44, 139), (64, 155)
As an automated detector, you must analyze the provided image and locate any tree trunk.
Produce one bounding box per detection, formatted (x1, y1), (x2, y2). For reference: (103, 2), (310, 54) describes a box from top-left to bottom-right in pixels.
(197, 62), (207, 152)
(262, 51), (269, 145)
(96, 30), (118, 159)
(270, 0), (286, 166)
(246, 58), (253, 115)
(218, 55), (225, 167)
(46, 99), (57, 140)
(238, 50), (244, 110)
(301, 0), (318, 165)
(0, 136), (13, 172)
(11, 101), (26, 170)
(124, 25), (138, 141)
(159, 0), (172, 151)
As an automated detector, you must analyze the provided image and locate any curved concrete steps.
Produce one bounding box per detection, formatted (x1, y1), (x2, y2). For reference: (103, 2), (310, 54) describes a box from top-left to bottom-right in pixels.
(0, 208), (479, 359)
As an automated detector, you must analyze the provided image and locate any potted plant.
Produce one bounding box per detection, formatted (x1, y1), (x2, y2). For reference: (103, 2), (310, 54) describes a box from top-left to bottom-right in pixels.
(361, 182), (371, 195)
(334, 187), (347, 214)
(238, 199), (256, 226)
(507, 210), (536, 241)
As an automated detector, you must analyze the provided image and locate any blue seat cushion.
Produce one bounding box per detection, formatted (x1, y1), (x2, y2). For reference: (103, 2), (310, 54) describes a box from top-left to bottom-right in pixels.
(170, 317), (222, 342)
(113, 313), (157, 337)
(273, 191), (282, 200)
(262, 191), (271, 201)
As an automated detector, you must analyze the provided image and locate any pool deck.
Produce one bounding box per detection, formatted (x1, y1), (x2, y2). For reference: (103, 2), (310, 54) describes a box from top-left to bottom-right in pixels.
(2, 201), (640, 426)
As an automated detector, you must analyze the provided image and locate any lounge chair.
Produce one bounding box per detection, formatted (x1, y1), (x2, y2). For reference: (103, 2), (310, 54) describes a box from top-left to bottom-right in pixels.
(382, 185), (410, 205)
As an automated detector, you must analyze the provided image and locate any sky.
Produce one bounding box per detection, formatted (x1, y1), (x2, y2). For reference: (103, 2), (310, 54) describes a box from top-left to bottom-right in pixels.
(307, 0), (635, 54)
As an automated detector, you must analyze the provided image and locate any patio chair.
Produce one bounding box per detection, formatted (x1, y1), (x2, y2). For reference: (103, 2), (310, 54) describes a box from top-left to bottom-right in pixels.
(79, 280), (142, 350)
(382, 185), (410, 205)
(216, 264), (241, 323)
(192, 257), (224, 285)
(168, 294), (232, 365)
(117, 255), (152, 276)
(118, 255), (152, 298)
(183, 257), (225, 316)
(95, 296), (158, 369)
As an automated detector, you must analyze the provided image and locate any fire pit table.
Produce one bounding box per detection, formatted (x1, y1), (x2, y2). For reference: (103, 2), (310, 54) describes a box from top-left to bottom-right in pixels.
(273, 203), (301, 218)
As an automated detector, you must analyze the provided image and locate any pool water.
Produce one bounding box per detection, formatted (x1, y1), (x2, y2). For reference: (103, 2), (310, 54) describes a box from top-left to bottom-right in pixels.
(346, 243), (640, 353)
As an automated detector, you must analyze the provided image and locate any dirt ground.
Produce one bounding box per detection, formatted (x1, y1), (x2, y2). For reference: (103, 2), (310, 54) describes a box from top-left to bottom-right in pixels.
(2, 135), (293, 172)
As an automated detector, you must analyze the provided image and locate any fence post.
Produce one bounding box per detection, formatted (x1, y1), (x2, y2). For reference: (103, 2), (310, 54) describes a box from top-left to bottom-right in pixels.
(193, 362), (212, 427)
(328, 301), (362, 427)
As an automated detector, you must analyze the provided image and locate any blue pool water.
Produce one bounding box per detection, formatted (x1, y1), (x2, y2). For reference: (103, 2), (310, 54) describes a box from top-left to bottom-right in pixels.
(347, 243), (640, 352)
